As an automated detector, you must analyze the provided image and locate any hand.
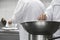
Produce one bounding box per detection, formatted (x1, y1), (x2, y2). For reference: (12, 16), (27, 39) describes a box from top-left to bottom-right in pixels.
(8, 19), (12, 25)
(1, 18), (7, 26)
(38, 14), (47, 20)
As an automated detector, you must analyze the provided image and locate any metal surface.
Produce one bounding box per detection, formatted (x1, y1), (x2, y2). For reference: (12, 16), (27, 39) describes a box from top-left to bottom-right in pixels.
(0, 29), (19, 40)
(21, 21), (60, 35)
(29, 34), (52, 40)
(0, 32), (19, 40)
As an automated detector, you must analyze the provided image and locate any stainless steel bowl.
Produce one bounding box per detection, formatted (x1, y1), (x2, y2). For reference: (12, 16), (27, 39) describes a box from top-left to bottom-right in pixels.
(21, 21), (60, 35)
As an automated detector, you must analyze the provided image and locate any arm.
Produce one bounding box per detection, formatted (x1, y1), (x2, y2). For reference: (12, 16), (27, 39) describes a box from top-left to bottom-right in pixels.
(8, 0), (28, 24)
(38, 5), (54, 21)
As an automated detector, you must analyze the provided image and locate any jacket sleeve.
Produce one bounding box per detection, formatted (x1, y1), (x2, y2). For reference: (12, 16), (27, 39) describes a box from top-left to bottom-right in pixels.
(11, 0), (28, 23)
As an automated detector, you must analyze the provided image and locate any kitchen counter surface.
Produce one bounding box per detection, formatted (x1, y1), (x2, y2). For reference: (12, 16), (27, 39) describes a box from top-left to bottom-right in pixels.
(0, 28), (19, 40)
(0, 29), (19, 34)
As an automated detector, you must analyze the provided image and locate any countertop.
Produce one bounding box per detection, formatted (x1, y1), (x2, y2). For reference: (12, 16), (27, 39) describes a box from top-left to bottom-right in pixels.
(0, 22), (19, 33)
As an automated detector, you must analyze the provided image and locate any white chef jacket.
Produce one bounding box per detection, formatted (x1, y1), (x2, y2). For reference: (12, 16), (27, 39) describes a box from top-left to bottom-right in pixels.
(11, 0), (45, 40)
(45, 0), (60, 22)
(12, 0), (45, 23)
(45, 0), (60, 40)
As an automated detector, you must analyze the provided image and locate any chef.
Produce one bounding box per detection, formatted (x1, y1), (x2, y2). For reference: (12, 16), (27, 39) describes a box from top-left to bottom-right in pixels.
(38, 0), (60, 40)
(7, 0), (45, 40)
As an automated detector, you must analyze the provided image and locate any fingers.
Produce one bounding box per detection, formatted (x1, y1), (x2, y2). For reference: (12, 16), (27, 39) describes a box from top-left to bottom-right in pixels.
(38, 14), (47, 20)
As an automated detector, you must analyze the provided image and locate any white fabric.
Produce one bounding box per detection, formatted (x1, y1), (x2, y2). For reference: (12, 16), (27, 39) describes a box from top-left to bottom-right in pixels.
(12, 0), (45, 23)
(11, 0), (45, 40)
(45, 0), (60, 40)
(45, 0), (60, 22)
